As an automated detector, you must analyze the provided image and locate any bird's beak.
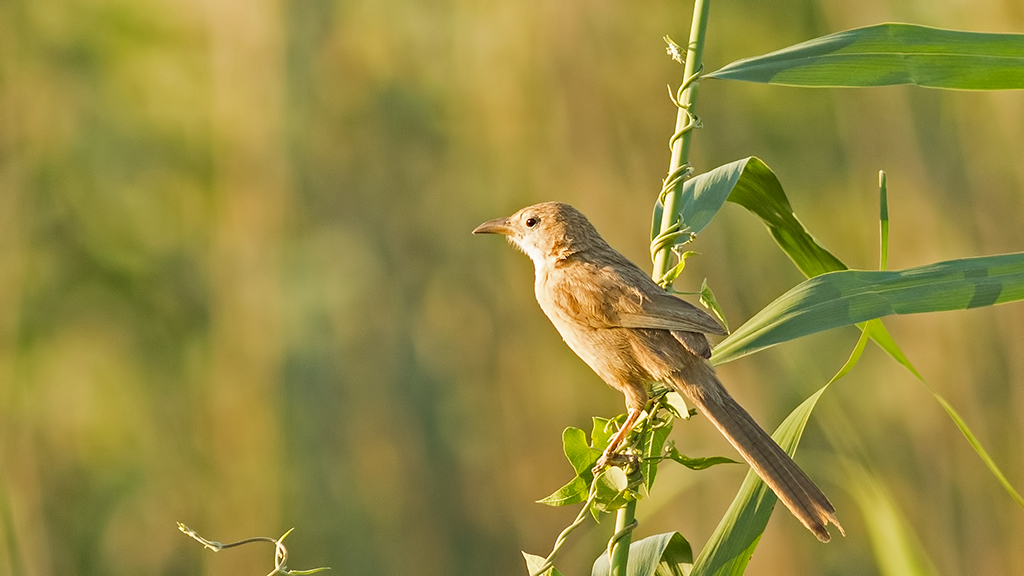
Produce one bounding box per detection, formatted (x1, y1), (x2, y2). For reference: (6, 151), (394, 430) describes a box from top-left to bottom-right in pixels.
(473, 217), (514, 236)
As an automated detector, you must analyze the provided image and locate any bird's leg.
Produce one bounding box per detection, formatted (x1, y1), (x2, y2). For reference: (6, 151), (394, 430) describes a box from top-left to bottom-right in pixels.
(594, 408), (642, 472)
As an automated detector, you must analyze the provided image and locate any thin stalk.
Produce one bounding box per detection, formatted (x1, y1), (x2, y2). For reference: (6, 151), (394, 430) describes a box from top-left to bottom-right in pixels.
(609, 1), (713, 574)
(652, 0), (712, 279)
(609, 500), (637, 576)
(879, 170), (889, 271)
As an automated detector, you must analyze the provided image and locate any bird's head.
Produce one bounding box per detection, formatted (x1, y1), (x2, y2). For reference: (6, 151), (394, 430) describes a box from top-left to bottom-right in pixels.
(473, 202), (602, 268)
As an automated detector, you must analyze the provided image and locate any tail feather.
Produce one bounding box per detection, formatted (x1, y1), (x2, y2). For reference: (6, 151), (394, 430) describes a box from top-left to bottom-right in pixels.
(670, 367), (843, 543)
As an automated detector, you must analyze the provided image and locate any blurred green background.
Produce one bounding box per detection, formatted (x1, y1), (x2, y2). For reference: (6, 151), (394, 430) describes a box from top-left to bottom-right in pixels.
(2, 0), (1023, 574)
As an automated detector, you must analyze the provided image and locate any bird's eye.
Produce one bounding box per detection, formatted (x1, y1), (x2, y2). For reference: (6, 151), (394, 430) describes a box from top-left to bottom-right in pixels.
(525, 217), (538, 227)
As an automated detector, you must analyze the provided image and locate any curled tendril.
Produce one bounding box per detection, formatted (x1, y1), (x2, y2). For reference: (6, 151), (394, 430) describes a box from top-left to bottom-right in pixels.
(650, 227), (693, 260)
(666, 64), (704, 151)
(177, 524), (329, 576)
(603, 466), (644, 566)
(651, 163), (695, 265)
(657, 164), (694, 207)
(606, 518), (640, 566)
(528, 482), (602, 576)
(652, 63), (705, 270)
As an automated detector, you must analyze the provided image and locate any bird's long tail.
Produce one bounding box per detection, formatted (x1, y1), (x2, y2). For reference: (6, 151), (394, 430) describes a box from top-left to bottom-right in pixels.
(669, 364), (843, 543)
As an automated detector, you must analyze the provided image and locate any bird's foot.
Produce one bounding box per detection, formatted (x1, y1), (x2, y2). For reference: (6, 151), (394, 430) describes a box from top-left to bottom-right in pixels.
(593, 450), (639, 475)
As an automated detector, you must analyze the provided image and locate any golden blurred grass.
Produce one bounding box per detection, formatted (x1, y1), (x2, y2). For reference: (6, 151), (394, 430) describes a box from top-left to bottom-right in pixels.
(1, 0), (1022, 574)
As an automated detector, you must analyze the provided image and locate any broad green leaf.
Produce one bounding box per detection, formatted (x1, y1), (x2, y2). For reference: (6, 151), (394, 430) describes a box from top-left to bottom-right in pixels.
(537, 475), (591, 507)
(727, 168), (1022, 504)
(652, 158), (747, 240)
(659, 155), (1023, 574)
(705, 23), (1024, 90)
(564, 427), (602, 476)
(653, 157), (844, 279)
(538, 427), (602, 506)
(524, 552), (566, 576)
(688, 391), (821, 576)
(592, 532), (693, 576)
(711, 252), (1024, 365)
(858, 318), (922, 379)
(723, 159), (846, 278)
(591, 467), (634, 514)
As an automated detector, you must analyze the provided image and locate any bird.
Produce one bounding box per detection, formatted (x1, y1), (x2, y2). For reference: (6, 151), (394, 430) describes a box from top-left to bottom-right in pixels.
(473, 201), (842, 542)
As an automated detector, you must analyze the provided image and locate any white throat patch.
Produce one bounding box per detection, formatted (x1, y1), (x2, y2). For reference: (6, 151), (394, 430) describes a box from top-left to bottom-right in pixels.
(508, 235), (548, 271)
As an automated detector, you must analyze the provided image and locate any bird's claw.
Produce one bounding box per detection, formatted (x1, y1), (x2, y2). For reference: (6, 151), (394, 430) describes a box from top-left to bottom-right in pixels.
(593, 451), (639, 475)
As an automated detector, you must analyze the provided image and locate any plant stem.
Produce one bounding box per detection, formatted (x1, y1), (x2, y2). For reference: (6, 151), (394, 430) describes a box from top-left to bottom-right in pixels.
(609, 500), (637, 576)
(652, 0), (713, 279)
(609, 1), (713, 574)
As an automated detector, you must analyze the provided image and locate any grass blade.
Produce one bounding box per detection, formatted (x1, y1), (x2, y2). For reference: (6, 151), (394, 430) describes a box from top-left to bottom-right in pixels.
(690, 326), (870, 576)
(711, 252), (1024, 365)
(706, 23), (1024, 90)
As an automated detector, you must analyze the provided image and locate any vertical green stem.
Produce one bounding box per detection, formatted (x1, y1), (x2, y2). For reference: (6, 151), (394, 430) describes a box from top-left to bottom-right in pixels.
(610, 1), (713, 574)
(609, 500), (636, 576)
(652, 0), (713, 279)
(878, 170), (889, 271)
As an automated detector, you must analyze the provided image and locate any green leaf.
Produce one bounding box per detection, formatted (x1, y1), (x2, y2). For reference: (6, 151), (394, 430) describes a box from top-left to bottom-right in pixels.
(666, 446), (738, 471)
(523, 552), (566, 576)
(925, 392), (1024, 507)
(663, 156), (1024, 568)
(591, 467), (633, 514)
(652, 159), (746, 240)
(654, 157), (844, 279)
(865, 321), (1024, 507)
(537, 475), (591, 507)
(699, 279), (729, 332)
(879, 171), (890, 271)
(659, 251), (699, 288)
(691, 329), (870, 576)
(722, 159), (846, 278)
(641, 418), (674, 492)
(664, 392), (692, 420)
(564, 427), (602, 476)
(724, 168), (1023, 505)
(538, 427), (602, 506)
(711, 252), (1024, 365)
(705, 23), (1024, 90)
(593, 415), (627, 451)
(689, 385), (831, 575)
(592, 532), (693, 576)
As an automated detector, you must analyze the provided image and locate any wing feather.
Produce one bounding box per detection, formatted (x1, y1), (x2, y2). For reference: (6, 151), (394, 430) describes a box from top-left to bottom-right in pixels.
(553, 255), (727, 336)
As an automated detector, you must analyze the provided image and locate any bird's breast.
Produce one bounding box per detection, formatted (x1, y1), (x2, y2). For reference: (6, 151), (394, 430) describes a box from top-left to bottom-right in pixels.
(533, 266), (650, 387)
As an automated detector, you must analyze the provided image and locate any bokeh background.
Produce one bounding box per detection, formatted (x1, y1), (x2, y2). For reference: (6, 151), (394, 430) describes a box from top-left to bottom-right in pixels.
(3, 0), (1024, 574)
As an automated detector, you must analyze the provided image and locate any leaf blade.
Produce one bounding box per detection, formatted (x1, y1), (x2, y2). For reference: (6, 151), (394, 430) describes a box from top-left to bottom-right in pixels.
(592, 532), (693, 576)
(706, 23), (1024, 90)
(711, 252), (1024, 365)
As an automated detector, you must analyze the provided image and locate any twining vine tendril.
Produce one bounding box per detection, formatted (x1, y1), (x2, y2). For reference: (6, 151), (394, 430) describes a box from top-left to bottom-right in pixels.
(528, 483), (602, 576)
(650, 61), (705, 272)
(177, 523), (329, 576)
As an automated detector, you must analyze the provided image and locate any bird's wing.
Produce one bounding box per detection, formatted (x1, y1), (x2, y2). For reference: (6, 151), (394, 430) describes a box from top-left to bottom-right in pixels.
(615, 290), (727, 335)
(582, 258), (728, 336)
(545, 257), (723, 358)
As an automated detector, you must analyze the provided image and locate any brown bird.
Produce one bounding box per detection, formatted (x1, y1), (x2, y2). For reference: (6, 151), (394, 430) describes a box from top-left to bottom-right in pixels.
(474, 201), (842, 542)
